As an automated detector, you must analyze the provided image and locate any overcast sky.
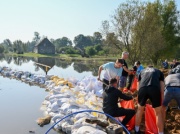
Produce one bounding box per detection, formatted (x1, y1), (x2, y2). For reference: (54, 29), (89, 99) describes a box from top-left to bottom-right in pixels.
(0, 0), (179, 43)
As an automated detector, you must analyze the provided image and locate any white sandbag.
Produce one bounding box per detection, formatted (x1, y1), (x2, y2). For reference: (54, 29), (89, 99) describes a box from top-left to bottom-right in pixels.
(61, 121), (73, 133)
(51, 89), (61, 95)
(66, 105), (80, 115)
(44, 80), (53, 86)
(67, 77), (79, 85)
(52, 113), (65, 123)
(73, 125), (106, 134)
(49, 94), (70, 100)
(48, 111), (59, 117)
(50, 102), (60, 112)
(95, 89), (103, 98)
(56, 98), (69, 106)
(77, 81), (87, 87)
(74, 113), (87, 122)
(59, 103), (71, 114)
(48, 98), (58, 104)
(65, 124), (73, 134)
(84, 79), (100, 93)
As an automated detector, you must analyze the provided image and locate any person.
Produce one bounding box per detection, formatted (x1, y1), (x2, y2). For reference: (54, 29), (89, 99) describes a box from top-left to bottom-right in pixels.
(135, 61), (144, 76)
(135, 65), (165, 134)
(102, 78), (135, 126)
(125, 61), (144, 92)
(162, 59), (169, 69)
(170, 59), (180, 69)
(97, 59), (124, 90)
(119, 52), (132, 91)
(162, 65), (180, 119)
(125, 64), (137, 92)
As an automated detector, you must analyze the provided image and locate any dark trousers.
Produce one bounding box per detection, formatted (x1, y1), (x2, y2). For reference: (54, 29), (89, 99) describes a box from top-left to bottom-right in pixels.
(103, 79), (109, 90)
(126, 75), (134, 90)
(113, 108), (135, 126)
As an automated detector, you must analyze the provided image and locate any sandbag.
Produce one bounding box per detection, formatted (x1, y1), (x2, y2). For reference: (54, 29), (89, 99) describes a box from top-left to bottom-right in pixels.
(145, 104), (158, 134)
(73, 125), (106, 134)
(118, 100), (135, 131)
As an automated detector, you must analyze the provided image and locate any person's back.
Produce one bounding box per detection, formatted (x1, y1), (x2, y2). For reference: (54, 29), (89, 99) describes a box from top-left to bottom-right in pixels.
(103, 86), (121, 115)
(165, 73), (180, 86)
(102, 78), (135, 126)
(138, 67), (162, 89)
(135, 66), (165, 134)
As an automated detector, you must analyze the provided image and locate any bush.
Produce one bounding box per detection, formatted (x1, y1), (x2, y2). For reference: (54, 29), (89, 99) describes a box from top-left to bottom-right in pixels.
(94, 44), (102, 52)
(85, 46), (96, 56)
(98, 50), (105, 56)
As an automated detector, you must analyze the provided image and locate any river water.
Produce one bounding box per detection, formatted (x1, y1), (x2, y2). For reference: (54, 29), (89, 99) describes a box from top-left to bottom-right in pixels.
(0, 55), (100, 134)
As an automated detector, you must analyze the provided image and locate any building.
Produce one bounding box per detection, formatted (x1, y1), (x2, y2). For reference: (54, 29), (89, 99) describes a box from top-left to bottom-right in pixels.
(33, 38), (55, 54)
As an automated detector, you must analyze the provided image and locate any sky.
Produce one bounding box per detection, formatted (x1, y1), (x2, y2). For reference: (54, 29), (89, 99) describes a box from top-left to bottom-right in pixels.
(0, 0), (180, 43)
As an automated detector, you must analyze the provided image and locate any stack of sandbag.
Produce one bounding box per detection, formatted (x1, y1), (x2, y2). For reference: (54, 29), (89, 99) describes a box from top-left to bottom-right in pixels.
(0, 66), (108, 133)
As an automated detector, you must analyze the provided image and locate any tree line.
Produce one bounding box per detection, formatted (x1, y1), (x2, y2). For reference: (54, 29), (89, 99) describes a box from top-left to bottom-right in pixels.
(0, 0), (180, 65)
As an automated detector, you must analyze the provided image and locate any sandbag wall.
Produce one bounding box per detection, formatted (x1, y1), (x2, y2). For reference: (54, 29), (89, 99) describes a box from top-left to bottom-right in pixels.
(0, 66), (108, 134)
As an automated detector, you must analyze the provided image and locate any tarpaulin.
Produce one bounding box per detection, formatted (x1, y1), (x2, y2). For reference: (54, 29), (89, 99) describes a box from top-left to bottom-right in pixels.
(145, 104), (158, 134)
(130, 77), (138, 92)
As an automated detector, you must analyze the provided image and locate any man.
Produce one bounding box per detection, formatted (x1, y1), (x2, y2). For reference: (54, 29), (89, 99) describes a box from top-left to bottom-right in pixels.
(102, 78), (135, 126)
(97, 59), (124, 90)
(135, 61), (144, 76)
(135, 66), (165, 134)
(170, 59), (180, 69)
(162, 65), (180, 119)
(125, 61), (144, 92)
(119, 52), (132, 91)
(162, 59), (169, 69)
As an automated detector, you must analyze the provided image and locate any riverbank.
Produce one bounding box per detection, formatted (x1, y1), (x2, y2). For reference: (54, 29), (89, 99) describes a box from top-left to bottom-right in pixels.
(4, 53), (119, 62)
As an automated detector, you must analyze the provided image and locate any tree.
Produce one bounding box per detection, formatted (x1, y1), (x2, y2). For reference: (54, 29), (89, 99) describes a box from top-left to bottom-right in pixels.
(92, 32), (103, 45)
(101, 20), (110, 36)
(33, 32), (41, 42)
(94, 44), (103, 52)
(133, 0), (180, 64)
(161, 0), (180, 58)
(13, 40), (24, 54)
(102, 0), (145, 64)
(102, 0), (180, 64)
(73, 34), (93, 49)
(3, 39), (13, 52)
(0, 45), (5, 53)
(132, 1), (165, 65)
(53, 37), (72, 53)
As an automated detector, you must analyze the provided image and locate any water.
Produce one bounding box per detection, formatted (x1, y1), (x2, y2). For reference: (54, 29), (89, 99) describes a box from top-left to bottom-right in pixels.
(0, 55), (101, 134)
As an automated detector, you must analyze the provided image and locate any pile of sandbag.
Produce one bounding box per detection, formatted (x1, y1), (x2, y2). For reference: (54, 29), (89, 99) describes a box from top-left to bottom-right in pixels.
(0, 66), (109, 134)
(43, 76), (107, 133)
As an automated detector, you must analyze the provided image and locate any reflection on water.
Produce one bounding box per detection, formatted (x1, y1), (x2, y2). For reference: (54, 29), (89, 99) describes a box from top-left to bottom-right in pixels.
(34, 57), (55, 74)
(0, 75), (58, 134)
(0, 55), (100, 79)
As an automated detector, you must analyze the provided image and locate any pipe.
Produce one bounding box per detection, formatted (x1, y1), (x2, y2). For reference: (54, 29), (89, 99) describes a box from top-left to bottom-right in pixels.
(45, 110), (130, 134)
